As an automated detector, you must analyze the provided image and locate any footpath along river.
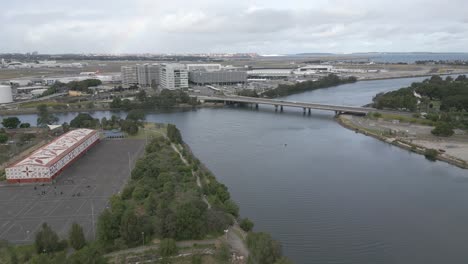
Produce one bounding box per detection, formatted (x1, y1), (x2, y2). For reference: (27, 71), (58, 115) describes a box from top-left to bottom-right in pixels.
(2, 76), (468, 264)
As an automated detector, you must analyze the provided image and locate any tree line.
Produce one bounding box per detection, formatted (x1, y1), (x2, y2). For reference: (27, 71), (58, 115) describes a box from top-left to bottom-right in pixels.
(260, 74), (357, 98)
(110, 89), (197, 111)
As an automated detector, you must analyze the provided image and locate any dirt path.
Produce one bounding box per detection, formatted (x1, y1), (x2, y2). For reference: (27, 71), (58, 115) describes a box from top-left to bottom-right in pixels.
(105, 238), (219, 259)
(171, 143), (211, 209)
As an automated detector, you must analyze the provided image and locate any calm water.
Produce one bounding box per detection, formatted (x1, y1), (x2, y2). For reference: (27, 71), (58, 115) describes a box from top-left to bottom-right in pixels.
(2, 77), (468, 263)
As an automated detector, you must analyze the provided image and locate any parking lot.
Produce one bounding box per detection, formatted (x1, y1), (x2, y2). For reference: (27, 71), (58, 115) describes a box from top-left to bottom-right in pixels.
(0, 139), (146, 244)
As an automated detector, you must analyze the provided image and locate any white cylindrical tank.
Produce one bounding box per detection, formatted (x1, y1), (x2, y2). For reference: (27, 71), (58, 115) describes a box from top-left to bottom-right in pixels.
(0, 85), (13, 104)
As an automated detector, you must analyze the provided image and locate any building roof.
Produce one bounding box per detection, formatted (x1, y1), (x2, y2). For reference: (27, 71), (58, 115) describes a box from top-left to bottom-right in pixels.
(11, 129), (97, 168)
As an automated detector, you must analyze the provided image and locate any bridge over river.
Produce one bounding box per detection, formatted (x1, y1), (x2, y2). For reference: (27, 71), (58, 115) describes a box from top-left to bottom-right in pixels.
(196, 95), (376, 115)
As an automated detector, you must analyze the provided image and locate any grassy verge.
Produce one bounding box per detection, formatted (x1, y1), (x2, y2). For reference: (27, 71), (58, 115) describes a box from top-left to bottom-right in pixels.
(368, 112), (435, 126)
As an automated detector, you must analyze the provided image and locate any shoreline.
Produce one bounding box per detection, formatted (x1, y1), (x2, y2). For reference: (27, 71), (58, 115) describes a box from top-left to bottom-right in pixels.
(0, 103), (224, 116)
(336, 115), (468, 169)
(357, 72), (468, 82)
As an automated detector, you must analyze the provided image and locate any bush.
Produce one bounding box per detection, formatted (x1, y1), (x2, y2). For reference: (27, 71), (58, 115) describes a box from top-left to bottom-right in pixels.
(424, 149), (439, 161)
(431, 122), (454, 137)
(1, 117), (21, 129)
(240, 218), (254, 232)
(159, 239), (178, 257)
(0, 133), (8, 144)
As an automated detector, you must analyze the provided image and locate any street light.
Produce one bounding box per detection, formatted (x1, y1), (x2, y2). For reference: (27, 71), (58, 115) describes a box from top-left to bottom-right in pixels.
(142, 231), (145, 246)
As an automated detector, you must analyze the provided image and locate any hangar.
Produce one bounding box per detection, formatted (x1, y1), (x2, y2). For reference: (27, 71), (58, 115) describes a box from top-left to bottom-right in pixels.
(5, 129), (100, 184)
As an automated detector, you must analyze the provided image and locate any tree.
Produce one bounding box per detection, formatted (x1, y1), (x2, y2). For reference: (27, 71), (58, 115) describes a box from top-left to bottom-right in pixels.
(62, 122), (70, 132)
(159, 238), (178, 257)
(424, 149), (439, 161)
(110, 98), (122, 109)
(240, 218), (254, 232)
(431, 122), (454, 137)
(0, 133), (8, 144)
(120, 120), (139, 135)
(136, 90), (147, 102)
(68, 223), (86, 250)
(96, 209), (121, 247)
(167, 124), (182, 144)
(70, 113), (99, 128)
(19, 123), (31, 128)
(68, 245), (106, 264)
(126, 109), (146, 122)
(2, 117), (21, 129)
(246, 232), (282, 264)
(34, 223), (62, 254)
(36, 105), (58, 127)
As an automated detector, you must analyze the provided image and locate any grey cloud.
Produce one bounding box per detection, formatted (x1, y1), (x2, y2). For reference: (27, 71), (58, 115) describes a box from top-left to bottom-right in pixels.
(0, 0), (467, 53)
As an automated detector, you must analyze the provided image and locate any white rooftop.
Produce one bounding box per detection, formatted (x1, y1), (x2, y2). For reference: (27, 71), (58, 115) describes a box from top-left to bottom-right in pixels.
(13, 129), (96, 167)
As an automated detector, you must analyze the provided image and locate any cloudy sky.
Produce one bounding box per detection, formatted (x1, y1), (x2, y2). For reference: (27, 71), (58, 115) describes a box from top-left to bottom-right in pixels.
(1, 0), (468, 54)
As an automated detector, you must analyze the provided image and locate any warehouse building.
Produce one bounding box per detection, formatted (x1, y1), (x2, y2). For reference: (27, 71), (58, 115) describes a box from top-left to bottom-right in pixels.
(189, 70), (247, 85)
(186, 64), (222, 72)
(5, 129), (100, 184)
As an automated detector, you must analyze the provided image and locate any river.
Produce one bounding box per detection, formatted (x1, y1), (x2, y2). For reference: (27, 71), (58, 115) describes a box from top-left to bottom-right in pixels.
(2, 76), (468, 264)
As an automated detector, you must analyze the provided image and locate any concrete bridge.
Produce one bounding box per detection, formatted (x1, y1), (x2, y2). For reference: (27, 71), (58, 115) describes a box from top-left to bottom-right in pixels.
(196, 95), (376, 115)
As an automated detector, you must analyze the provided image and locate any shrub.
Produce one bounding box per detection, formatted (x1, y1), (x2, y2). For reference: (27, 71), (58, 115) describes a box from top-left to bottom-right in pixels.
(159, 239), (178, 257)
(424, 149), (438, 161)
(431, 122), (454, 137)
(240, 218), (254, 232)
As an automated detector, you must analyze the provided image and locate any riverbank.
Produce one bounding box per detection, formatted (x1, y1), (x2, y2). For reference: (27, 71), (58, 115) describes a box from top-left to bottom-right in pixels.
(0, 102), (223, 116)
(358, 71), (468, 82)
(336, 114), (468, 169)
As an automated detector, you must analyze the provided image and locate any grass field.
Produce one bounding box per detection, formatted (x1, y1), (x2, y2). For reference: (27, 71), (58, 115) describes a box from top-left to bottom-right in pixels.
(127, 122), (168, 140)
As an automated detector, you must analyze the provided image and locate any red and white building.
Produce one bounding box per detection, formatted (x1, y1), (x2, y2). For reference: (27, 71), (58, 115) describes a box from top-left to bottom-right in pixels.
(5, 129), (100, 184)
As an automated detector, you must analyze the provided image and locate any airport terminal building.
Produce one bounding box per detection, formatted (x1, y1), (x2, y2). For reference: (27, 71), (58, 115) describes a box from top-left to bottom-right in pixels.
(5, 129), (100, 184)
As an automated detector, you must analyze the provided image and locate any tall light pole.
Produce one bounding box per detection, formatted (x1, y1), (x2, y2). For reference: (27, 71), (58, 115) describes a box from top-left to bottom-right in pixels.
(141, 231), (145, 246)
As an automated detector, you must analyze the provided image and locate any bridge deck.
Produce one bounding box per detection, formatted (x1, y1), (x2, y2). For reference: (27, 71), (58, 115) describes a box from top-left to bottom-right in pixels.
(197, 96), (374, 114)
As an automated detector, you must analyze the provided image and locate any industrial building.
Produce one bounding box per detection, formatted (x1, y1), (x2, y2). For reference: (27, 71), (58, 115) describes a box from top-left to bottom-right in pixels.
(5, 129), (100, 184)
(186, 64), (222, 72)
(190, 70), (247, 85)
(121, 65), (138, 86)
(159, 63), (189, 90)
(0, 85), (13, 104)
(247, 69), (293, 79)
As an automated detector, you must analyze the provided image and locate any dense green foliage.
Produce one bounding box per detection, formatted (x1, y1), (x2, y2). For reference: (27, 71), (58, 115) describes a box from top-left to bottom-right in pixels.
(96, 135), (234, 252)
(159, 238), (178, 257)
(36, 105), (58, 127)
(68, 223), (86, 250)
(70, 113), (100, 128)
(100, 115), (141, 135)
(431, 122), (454, 137)
(34, 223), (65, 254)
(19, 123), (31, 128)
(0, 133), (8, 144)
(246, 232), (282, 264)
(262, 74), (357, 98)
(167, 124), (182, 144)
(374, 75), (468, 112)
(126, 109), (146, 122)
(237, 89), (259, 97)
(373, 88), (418, 111)
(424, 149), (439, 161)
(110, 89), (196, 110)
(2, 117), (21, 129)
(240, 218), (254, 232)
